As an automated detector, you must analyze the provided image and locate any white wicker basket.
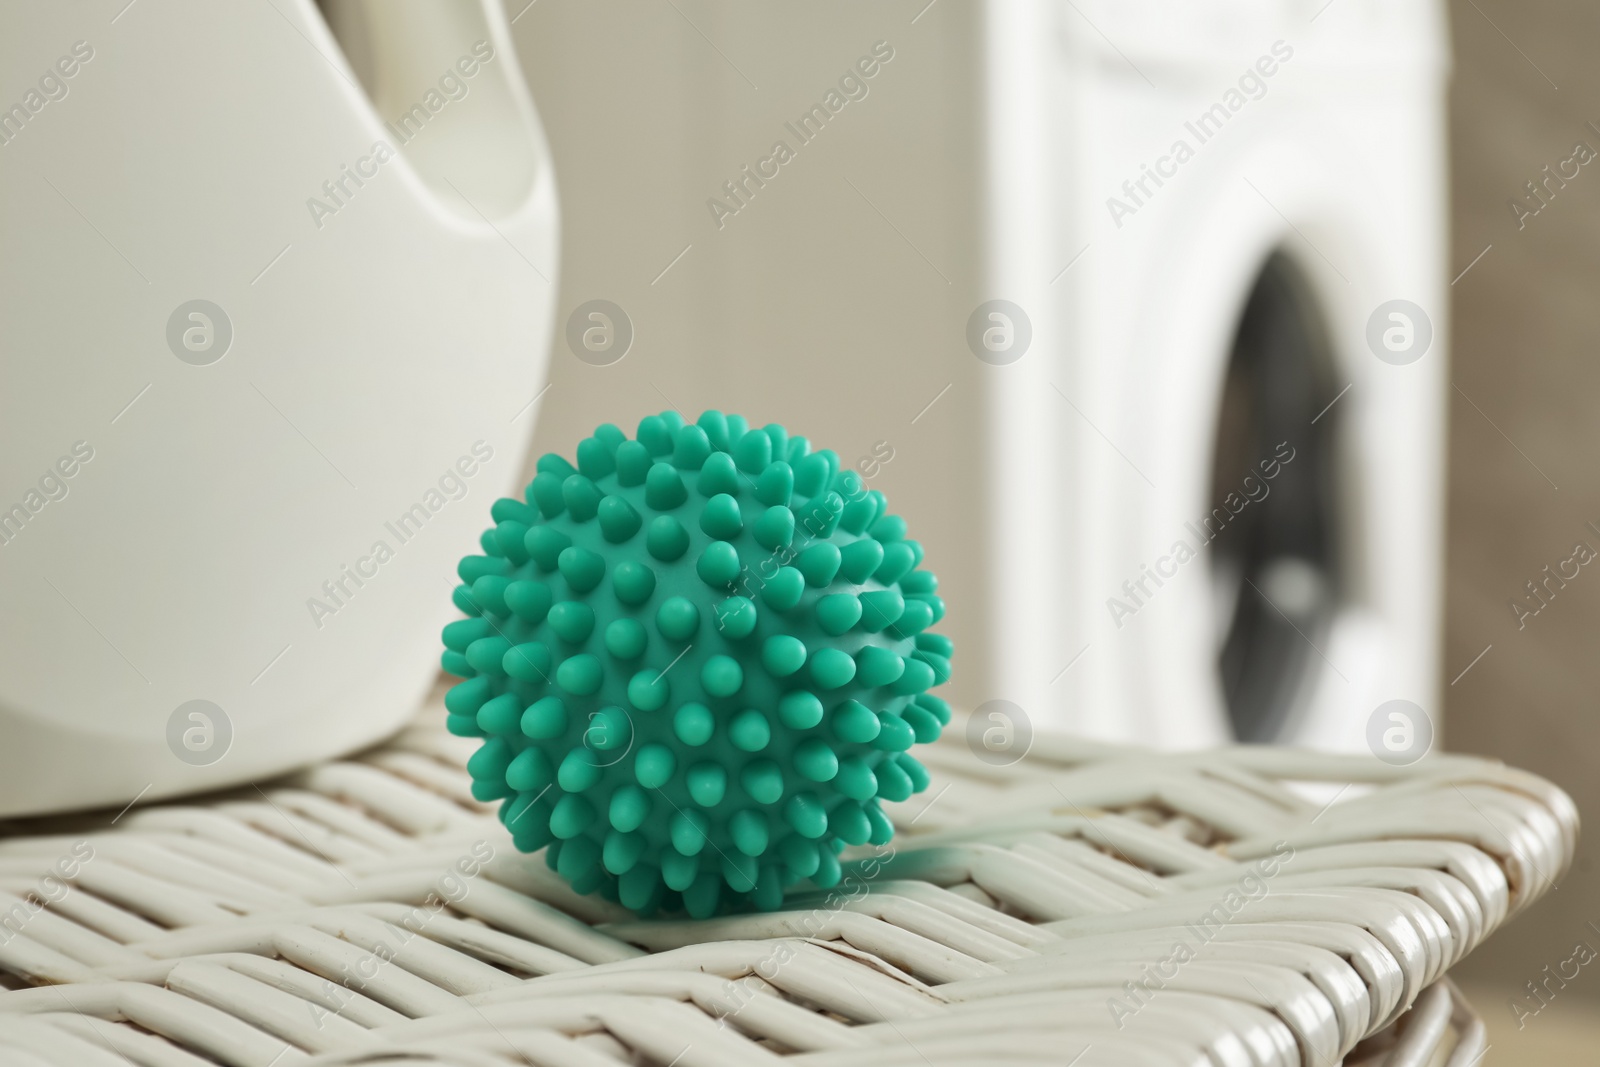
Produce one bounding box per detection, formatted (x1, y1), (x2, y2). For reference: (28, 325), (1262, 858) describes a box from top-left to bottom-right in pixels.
(0, 687), (1575, 1066)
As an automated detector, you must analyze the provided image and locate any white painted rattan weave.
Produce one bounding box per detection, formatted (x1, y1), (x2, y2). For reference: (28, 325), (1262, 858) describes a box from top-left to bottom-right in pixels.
(0, 689), (1576, 1067)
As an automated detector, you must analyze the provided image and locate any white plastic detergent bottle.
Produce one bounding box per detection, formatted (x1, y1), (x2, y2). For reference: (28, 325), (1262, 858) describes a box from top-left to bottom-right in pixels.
(0, 0), (557, 816)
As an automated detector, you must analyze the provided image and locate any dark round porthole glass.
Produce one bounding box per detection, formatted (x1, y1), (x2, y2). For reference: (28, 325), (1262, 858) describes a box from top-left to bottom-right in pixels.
(1209, 252), (1342, 742)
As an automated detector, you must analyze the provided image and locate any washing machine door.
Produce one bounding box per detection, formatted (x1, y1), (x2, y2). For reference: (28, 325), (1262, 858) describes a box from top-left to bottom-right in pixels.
(0, 0), (557, 816)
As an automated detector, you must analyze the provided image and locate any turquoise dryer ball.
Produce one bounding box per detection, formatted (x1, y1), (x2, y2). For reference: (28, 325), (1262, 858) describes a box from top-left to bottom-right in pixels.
(441, 409), (952, 917)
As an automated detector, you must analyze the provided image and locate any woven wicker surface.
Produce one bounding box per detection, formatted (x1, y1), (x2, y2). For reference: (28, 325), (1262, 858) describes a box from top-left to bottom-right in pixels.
(0, 688), (1576, 1067)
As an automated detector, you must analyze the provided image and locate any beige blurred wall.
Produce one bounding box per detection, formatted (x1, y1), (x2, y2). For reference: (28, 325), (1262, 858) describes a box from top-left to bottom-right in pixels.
(509, 1), (993, 713)
(1442, 0), (1600, 1022)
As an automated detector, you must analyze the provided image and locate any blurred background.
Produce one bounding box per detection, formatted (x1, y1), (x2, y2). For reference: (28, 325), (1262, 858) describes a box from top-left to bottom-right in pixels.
(1438, 0), (1600, 1052)
(507, 0), (1598, 1054)
(1, 0), (1593, 1058)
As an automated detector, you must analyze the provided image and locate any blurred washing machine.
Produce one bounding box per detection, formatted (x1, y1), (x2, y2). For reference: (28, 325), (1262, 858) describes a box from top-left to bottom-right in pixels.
(503, 0), (1447, 753)
(984, 0), (1451, 749)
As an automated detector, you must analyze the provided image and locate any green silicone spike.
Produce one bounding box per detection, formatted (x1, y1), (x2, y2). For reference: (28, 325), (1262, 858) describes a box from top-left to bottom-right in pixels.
(733, 430), (771, 474)
(466, 738), (512, 782)
(637, 415), (673, 456)
(784, 792), (828, 838)
(618, 863), (660, 911)
(815, 594), (862, 636)
(890, 598), (934, 637)
(683, 872), (720, 918)
(605, 618), (647, 660)
(477, 693), (521, 735)
(686, 762), (726, 806)
(444, 674), (491, 716)
(728, 709), (771, 751)
(762, 635), (808, 678)
(603, 829), (645, 875)
(914, 692), (953, 723)
(615, 441), (652, 487)
(793, 453), (829, 496)
(830, 700), (880, 744)
(645, 462), (689, 510)
(739, 758), (785, 804)
(505, 643), (556, 684)
(577, 437), (616, 480)
(670, 807), (709, 855)
(634, 743), (676, 788)
(586, 706), (632, 750)
(472, 574), (512, 615)
(674, 702), (714, 745)
(874, 756), (914, 802)
(609, 784), (651, 832)
(504, 580), (553, 623)
(524, 527), (570, 571)
(696, 541), (741, 587)
(556, 654), (602, 695)
(547, 601), (595, 644)
(495, 523), (532, 566)
(715, 596), (758, 639)
(721, 851), (758, 891)
(839, 538), (885, 584)
(875, 542), (917, 585)
(646, 515), (690, 561)
(627, 669), (670, 711)
(873, 713), (915, 752)
(755, 461), (794, 506)
(697, 410), (731, 451)
(697, 452), (742, 498)
(794, 737), (839, 782)
(701, 655), (743, 698)
(673, 425), (711, 469)
(451, 585), (480, 618)
(529, 471), (565, 518)
(558, 747), (603, 792)
(760, 567), (805, 611)
(700, 493), (743, 539)
(814, 847), (842, 889)
(829, 801), (870, 846)
(661, 849), (699, 890)
(442, 649), (473, 678)
(550, 793), (595, 839)
(809, 647), (857, 689)
(753, 506), (795, 550)
(854, 645), (905, 688)
(465, 635), (511, 676)
(729, 809), (769, 857)
(442, 410), (952, 917)
(459, 555), (511, 584)
(598, 496), (642, 543)
(558, 547), (605, 593)
(752, 866), (784, 911)
(656, 596), (700, 641)
(913, 650), (953, 687)
(561, 475), (603, 522)
(796, 543), (841, 587)
(865, 804), (895, 846)
(779, 834), (820, 878)
(777, 690), (824, 730)
(833, 756), (877, 802)
(857, 589), (905, 633)
(492, 496), (537, 525)
(899, 753), (932, 792)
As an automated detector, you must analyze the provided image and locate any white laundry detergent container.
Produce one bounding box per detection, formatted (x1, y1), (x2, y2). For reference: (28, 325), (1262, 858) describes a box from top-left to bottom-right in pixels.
(0, 0), (557, 816)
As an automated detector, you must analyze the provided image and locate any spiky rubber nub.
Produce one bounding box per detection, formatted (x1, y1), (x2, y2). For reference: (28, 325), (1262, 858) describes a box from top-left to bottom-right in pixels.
(442, 409), (952, 917)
